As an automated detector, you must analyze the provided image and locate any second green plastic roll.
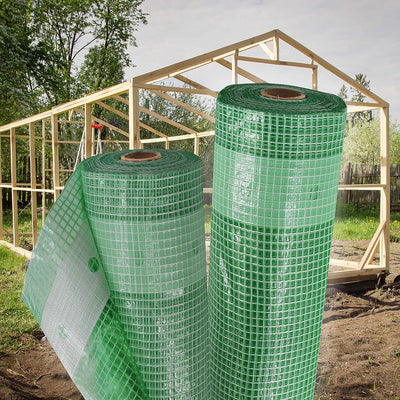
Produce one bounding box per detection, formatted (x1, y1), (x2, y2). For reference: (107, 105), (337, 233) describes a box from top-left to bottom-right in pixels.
(209, 83), (347, 399)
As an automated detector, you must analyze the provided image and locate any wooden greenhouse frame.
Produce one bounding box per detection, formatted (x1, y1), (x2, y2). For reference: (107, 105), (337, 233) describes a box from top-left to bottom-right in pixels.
(0, 29), (390, 283)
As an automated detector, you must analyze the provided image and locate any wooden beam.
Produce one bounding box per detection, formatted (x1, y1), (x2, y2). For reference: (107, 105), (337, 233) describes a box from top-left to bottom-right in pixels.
(113, 95), (129, 105)
(216, 58), (266, 83)
(232, 50), (239, 84)
(84, 103), (92, 159)
(135, 82), (219, 97)
(346, 101), (383, 113)
(273, 34), (279, 60)
(139, 106), (199, 136)
(149, 90), (215, 123)
(0, 240), (32, 259)
(174, 75), (217, 98)
(358, 220), (385, 270)
(380, 106), (390, 271)
(139, 122), (168, 138)
(51, 81), (130, 115)
(133, 29), (277, 84)
(129, 80), (140, 149)
(0, 109), (52, 133)
(237, 55), (316, 69)
(29, 122), (38, 245)
(96, 101), (129, 120)
(194, 135), (199, 156)
(51, 113), (61, 199)
(140, 129), (214, 143)
(277, 29), (388, 106)
(311, 61), (318, 90)
(327, 267), (384, 284)
(338, 184), (384, 191)
(10, 128), (18, 246)
(41, 120), (47, 223)
(259, 42), (275, 59)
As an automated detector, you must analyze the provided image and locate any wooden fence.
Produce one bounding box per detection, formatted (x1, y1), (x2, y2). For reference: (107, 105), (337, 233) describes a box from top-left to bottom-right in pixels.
(340, 163), (400, 210)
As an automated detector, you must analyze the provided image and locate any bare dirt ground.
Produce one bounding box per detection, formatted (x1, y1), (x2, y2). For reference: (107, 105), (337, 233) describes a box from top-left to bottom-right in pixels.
(1, 241), (400, 400)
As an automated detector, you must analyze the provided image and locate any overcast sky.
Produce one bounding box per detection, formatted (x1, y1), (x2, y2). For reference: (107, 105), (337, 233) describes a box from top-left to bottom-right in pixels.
(127, 0), (400, 121)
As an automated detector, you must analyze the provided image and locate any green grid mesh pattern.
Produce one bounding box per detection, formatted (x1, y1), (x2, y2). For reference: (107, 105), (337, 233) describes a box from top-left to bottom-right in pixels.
(209, 83), (347, 399)
(23, 167), (147, 399)
(23, 149), (208, 400)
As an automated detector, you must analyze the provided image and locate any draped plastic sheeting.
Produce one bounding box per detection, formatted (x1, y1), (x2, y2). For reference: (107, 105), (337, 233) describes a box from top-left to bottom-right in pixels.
(23, 149), (209, 400)
(209, 83), (347, 400)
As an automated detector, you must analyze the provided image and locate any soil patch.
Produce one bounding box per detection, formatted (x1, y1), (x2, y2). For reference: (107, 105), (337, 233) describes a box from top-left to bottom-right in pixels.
(1, 241), (400, 399)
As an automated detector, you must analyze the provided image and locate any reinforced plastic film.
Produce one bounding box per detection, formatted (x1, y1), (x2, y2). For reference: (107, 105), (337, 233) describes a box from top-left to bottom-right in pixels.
(23, 149), (208, 400)
(209, 83), (347, 399)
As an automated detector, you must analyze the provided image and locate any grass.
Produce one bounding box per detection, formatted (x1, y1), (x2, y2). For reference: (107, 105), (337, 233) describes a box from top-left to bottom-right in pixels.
(0, 245), (40, 353)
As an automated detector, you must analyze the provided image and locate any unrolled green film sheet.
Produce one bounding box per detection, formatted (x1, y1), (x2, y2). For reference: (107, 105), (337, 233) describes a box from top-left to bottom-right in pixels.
(22, 149), (209, 400)
(209, 83), (347, 399)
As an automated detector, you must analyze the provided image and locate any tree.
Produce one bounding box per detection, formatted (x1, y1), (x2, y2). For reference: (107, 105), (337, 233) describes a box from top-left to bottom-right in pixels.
(0, 0), (147, 117)
(0, 0), (42, 123)
(338, 73), (372, 126)
(342, 117), (400, 165)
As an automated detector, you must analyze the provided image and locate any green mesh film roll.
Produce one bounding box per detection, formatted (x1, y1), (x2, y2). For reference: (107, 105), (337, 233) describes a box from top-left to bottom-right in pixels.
(23, 149), (208, 400)
(209, 83), (347, 399)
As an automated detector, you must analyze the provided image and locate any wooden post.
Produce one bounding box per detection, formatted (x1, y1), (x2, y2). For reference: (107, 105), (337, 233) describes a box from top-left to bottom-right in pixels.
(84, 103), (92, 159)
(311, 61), (318, 90)
(194, 135), (200, 156)
(29, 122), (38, 245)
(10, 127), (18, 246)
(51, 113), (61, 199)
(232, 49), (238, 84)
(273, 34), (279, 61)
(0, 134), (3, 240)
(42, 120), (46, 222)
(129, 80), (141, 149)
(380, 106), (390, 271)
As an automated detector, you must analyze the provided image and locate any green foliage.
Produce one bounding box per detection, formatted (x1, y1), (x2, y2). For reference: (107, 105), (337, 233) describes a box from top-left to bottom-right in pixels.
(334, 202), (400, 242)
(0, 246), (40, 352)
(0, 0), (147, 125)
(342, 116), (400, 165)
(342, 119), (380, 165)
(338, 73), (372, 126)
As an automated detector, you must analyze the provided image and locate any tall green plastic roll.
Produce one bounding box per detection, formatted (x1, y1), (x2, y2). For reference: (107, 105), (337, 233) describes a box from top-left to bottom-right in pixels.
(209, 83), (347, 399)
(23, 149), (208, 400)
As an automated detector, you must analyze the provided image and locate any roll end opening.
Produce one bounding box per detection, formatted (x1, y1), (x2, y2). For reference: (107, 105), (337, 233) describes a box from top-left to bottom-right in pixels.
(121, 151), (162, 162)
(261, 88), (306, 101)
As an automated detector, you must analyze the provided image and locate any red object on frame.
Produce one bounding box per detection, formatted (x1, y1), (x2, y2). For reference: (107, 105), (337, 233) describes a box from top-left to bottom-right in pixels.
(91, 124), (103, 130)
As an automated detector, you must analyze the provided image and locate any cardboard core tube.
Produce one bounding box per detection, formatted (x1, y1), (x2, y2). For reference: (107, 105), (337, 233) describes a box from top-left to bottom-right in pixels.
(261, 88), (306, 101)
(121, 151), (162, 162)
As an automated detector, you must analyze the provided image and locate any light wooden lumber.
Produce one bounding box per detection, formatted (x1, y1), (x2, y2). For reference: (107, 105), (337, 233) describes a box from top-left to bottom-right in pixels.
(130, 82), (140, 149)
(380, 107), (390, 271)
(139, 106), (198, 136)
(135, 83), (219, 97)
(338, 184), (384, 191)
(51, 113), (61, 199)
(10, 128), (18, 246)
(139, 122), (168, 138)
(133, 29), (277, 84)
(278, 30), (388, 106)
(216, 58), (266, 83)
(149, 90), (215, 123)
(237, 55), (316, 69)
(0, 240), (32, 259)
(259, 42), (275, 59)
(97, 101), (129, 120)
(358, 220), (385, 270)
(29, 122), (38, 245)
